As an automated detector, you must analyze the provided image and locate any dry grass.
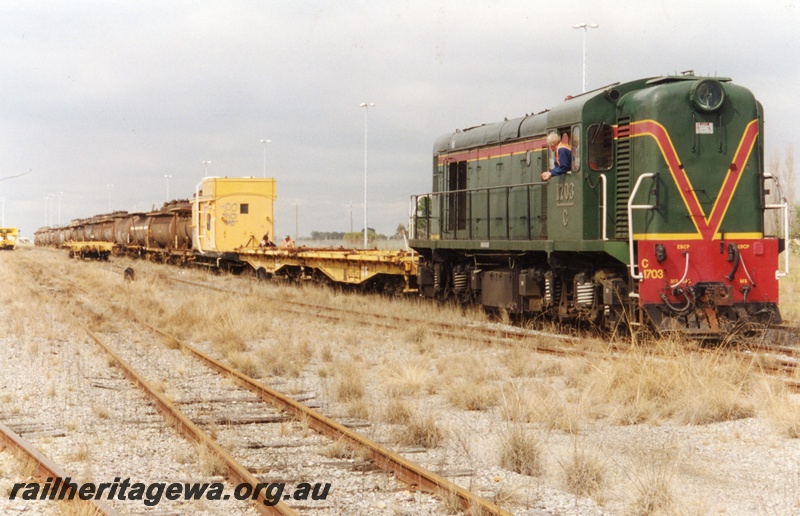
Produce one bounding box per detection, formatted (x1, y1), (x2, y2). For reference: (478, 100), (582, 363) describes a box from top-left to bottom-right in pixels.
(322, 437), (355, 459)
(779, 249), (800, 322)
(197, 444), (227, 477)
(66, 442), (91, 463)
(381, 397), (414, 424)
(332, 362), (365, 403)
(226, 351), (262, 378)
(499, 380), (582, 433)
(572, 340), (757, 425)
(446, 378), (498, 411)
(439, 353), (501, 383)
(627, 445), (676, 516)
(498, 427), (542, 476)
(56, 500), (105, 516)
(91, 404), (110, 419)
(345, 398), (370, 419)
(561, 444), (606, 501)
(758, 378), (800, 438)
(393, 411), (444, 449)
(382, 358), (430, 397)
(255, 338), (313, 378)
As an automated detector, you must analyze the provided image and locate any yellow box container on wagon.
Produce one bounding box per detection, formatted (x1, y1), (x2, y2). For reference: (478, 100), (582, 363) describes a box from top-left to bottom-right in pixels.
(0, 228), (18, 250)
(193, 177), (277, 254)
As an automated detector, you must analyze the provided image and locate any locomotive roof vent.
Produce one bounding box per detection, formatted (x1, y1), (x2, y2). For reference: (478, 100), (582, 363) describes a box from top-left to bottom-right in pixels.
(690, 79), (725, 112)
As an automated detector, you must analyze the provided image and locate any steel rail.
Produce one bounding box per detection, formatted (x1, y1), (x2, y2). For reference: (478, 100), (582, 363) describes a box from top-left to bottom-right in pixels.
(18, 254), (508, 513)
(78, 324), (297, 516)
(0, 421), (117, 515)
(12, 254), (296, 515)
(137, 319), (511, 516)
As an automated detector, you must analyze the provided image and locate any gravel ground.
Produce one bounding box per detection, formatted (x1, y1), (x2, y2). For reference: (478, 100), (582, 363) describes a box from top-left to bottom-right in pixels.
(0, 277), (260, 514)
(4, 246), (800, 515)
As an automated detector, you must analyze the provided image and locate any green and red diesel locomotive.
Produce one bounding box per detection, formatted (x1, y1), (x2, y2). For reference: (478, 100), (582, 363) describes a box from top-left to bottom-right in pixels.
(409, 74), (788, 336)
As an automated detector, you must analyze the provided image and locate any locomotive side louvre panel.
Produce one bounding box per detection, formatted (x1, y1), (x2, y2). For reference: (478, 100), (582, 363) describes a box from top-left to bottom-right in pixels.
(614, 117), (632, 239)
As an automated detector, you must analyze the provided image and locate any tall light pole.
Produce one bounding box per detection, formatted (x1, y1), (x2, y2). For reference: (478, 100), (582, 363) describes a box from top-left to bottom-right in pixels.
(359, 102), (374, 249)
(165, 174), (173, 202)
(203, 160), (211, 178)
(572, 22), (598, 93)
(260, 139), (271, 178)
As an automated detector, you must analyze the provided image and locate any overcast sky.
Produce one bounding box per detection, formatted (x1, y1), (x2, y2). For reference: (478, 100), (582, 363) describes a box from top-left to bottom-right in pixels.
(1, 1), (797, 239)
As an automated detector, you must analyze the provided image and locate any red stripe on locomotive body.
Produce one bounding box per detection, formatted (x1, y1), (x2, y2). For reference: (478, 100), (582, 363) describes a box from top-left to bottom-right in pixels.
(627, 119), (760, 241)
(706, 120), (760, 236)
(437, 137), (548, 165)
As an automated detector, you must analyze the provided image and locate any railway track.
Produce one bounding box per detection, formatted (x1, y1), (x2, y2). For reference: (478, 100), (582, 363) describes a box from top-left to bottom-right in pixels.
(0, 421), (114, 515)
(125, 255), (800, 391)
(12, 250), (509, 514)
(15, 245), (800, 513)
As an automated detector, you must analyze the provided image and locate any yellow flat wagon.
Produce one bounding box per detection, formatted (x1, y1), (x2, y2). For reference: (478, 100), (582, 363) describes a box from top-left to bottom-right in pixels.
(237, 247), (418, 294)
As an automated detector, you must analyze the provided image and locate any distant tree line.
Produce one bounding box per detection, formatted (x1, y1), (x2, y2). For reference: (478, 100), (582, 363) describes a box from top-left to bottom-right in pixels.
(308, 224), (408, 243)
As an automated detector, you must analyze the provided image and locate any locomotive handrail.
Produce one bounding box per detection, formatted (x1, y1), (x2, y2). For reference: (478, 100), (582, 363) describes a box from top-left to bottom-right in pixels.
(627, 173), (657, 281)
(410, 180), (547, 241)
(412, 180), (546, 199)
(770, 199), (790, 279)
(765, 172), (790, 279)
(600, 173), (608, 241)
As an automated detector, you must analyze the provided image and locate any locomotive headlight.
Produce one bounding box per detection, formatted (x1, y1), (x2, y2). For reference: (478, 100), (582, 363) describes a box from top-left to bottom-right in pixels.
(690, 79), (725, 112)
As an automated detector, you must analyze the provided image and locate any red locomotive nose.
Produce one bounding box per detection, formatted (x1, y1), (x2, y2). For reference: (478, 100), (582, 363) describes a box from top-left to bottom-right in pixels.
(637, 239), (780, 316)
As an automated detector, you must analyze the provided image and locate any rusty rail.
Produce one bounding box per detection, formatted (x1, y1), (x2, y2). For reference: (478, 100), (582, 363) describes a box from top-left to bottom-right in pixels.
(11, 256), (296, 515)
(79, 324), (297, 516)
(0, 421), (117, 515)
(138, 319), (511, 515)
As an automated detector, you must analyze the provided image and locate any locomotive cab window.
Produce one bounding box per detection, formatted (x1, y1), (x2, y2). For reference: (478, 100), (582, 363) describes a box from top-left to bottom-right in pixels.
(587, 123), (613, 171)
(571, 125), (581, 172)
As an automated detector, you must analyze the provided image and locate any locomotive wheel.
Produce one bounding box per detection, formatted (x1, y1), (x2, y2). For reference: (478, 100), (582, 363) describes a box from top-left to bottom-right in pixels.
(255, 267), (270, 281)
